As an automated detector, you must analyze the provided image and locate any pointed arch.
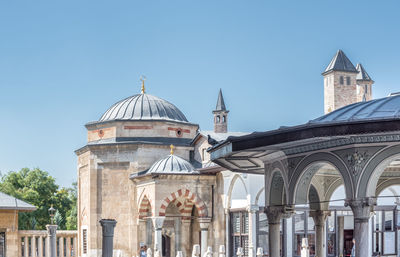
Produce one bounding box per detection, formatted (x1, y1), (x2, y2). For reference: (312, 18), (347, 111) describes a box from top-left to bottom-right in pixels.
(225, 174), (248, 209)
(158, 189), (208, 217)
(139, 195), (152, 219)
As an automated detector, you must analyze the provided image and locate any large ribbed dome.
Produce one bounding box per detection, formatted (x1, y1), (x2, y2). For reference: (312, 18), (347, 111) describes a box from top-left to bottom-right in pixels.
(310, 94), (400, 124)
(146, 154), (198, 174)
(99, 93), (188, 122)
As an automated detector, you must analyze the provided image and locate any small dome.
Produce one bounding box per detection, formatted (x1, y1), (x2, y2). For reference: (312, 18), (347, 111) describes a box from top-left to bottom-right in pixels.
(99, 93), (188, 123)
(310, 94), (400, 124)
(147, 154), (197, 174)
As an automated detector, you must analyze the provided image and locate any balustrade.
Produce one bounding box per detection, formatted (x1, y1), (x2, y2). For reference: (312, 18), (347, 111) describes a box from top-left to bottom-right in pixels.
(18, 230), (77, 257)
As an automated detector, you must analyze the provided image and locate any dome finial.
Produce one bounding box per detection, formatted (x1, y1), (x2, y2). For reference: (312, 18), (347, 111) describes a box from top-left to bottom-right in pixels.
(140, 75), (146, 94)
(170, 144), (175, 155)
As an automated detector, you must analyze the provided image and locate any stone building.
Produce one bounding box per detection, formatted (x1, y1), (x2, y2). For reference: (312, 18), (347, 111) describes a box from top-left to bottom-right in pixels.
(77, 49), (385, 257)
(323, 49), (374, 114)
(75, 80), (261, 257)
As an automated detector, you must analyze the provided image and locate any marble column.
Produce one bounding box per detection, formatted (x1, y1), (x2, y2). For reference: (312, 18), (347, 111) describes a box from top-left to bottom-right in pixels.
(265, 206), (284, 257)
(181, 219), (192, 257)
(346, 198), (375, 257)
(337, 216), (344, 257)
(198, 218), (211, 257)
(247, 205), (259, 257)
(224, 209), (230, 257)
(284, 216), (293, 257)
(310, 210), (330, 257)
(152, 217), (166, 253)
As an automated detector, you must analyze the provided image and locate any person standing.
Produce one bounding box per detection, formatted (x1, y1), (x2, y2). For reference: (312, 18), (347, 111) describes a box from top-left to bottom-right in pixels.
(351, 239), (355, 257)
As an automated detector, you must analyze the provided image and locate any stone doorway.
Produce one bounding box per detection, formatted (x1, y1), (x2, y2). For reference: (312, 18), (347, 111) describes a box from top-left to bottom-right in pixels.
(343, 229), (353, 256)
(162, 235), (171, 257)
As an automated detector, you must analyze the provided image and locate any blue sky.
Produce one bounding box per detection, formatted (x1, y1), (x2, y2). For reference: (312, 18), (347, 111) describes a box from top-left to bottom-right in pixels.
(1, 1), (400, 187)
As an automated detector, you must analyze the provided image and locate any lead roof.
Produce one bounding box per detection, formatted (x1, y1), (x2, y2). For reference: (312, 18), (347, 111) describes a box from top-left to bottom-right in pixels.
(356, 63), (373, 81)
(323, 49), (358, 74)
(99, 93), (189, 123)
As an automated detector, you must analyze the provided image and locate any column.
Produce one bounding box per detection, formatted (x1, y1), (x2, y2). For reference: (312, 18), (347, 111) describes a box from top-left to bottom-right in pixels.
(175, 217), (181, 257)
(346, 198), (375, 257)
(247, 205), (259, 257)
(225, 209), (230, 257)
(198, 218), (211, 257)
(99, 219), (118, 257)
(59, 237), (64, 257)
(46, 225), (58, 257)
(151, 217), (166, 253)
(265, 206), (284, 257)
(310, 210), (330, 257)
(284, 216), (293, 257)
(337, 216), (344, 257)
(181, 219), (192, 257)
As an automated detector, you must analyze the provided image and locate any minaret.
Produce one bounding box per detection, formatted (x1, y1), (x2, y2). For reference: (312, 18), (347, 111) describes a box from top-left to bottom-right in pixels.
(356, 63), (374, 102)
(213, 89), (229, 133)
(322, 50), (359, 114)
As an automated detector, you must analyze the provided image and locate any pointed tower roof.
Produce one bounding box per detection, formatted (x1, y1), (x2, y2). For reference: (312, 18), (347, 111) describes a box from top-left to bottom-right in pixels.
(322, 49), (358, 75)
(356, 63), (373, 81)
(214, 89), (227, 112)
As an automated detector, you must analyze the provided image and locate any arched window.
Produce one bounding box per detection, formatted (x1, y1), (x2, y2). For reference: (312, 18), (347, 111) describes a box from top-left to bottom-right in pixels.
(223, 116), (226, 123)
(346, 76), (351, 85)
(340, 76), (344, 85)
(216, 116), (220, 123)
(365, 85), (368, 94)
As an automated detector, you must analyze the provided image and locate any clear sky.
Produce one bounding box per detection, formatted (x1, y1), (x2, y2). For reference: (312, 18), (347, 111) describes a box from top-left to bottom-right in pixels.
(1, 1), (400, 187)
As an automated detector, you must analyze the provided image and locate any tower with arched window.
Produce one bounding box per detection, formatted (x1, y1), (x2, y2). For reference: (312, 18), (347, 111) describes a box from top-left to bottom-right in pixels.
(213, 89), (229, 133)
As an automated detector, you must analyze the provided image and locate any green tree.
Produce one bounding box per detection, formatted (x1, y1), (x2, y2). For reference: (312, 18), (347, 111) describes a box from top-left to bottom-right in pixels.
(66, 182), (77, 230)
(0, 168), (77, 230)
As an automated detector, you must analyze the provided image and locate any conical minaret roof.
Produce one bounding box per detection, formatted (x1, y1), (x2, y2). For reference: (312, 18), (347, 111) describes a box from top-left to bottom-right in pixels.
(356, 63), (373, 81)
(323, 49), (357, 75)
(214, 89), (227, 112)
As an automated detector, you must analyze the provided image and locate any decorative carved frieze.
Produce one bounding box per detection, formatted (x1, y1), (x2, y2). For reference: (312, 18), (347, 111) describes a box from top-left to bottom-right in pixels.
(283, 134), (400, 156)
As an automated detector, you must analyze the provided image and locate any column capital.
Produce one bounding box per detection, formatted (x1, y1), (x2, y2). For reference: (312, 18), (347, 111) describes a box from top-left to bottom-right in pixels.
(309, 210), (331, 226)
(151, 216), (166, 230)
(345, 198), (376, 222)
(198, 217), (211, 230)
(265, 206), (285, 224)
(246, 204), (259, 213)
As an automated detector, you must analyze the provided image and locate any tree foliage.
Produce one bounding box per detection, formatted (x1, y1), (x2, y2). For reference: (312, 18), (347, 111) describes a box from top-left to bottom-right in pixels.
(0, 168), (77, 230)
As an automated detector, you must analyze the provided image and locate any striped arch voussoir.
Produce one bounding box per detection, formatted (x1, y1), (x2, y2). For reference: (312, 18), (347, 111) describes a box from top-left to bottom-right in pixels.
(158, 189), (208, 217)
(139, 195), (152, 219)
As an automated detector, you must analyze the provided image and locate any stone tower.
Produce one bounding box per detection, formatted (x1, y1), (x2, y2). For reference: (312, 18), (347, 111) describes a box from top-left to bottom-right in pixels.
(356, 63), (374, 102)
(322, 50), (359, 114)
(213, 89), (229, 133)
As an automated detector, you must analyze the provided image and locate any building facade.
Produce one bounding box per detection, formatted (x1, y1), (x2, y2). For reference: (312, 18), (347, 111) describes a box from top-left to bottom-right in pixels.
(76, 80), (266, 257)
